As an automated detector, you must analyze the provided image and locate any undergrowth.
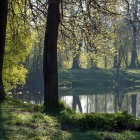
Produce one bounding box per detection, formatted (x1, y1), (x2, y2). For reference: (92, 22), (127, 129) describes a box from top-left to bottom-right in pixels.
(1, 97), (140, 140)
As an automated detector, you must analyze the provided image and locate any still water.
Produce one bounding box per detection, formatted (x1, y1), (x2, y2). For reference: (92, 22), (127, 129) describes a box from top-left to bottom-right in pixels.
(13, 87), (140, 117)
(60, 93), (139, 117)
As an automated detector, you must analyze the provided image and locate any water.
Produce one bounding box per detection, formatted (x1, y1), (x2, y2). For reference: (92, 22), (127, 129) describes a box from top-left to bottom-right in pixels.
(12, 87), (140, 117)
(60, 93), (139, 117)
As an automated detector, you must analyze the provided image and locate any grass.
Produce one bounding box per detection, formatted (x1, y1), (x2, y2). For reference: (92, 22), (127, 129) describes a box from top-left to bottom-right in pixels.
(1, 97), (140, 140)
(59, 69), (135, 89)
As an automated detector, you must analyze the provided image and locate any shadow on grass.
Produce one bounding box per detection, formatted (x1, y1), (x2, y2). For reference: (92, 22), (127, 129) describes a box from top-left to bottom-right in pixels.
(44, 104), (103, 140)
(44, 102), (140, 140)
(0, 103), (8, 140)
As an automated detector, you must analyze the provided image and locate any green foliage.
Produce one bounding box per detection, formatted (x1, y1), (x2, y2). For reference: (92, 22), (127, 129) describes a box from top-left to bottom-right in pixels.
(59, 69), (135, 89)
(60, 109), (139, 131)
(1, 97), (140, 140)
(3, 1), (33, 91)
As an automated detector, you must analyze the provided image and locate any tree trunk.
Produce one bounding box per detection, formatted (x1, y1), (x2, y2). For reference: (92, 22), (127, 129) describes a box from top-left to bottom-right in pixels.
(104, 56), (107, 68)
(0, 0), (8, 102)
(113, 55), (118, 68)
(72, 54), (80, 69)
(114, 95), (117, 113)
(129, 26), (138, 68)
(129, 0), (138, 68)
(90, 57), (97, 69)
(131, 94), (137, 116)
(43, 0), (60, 109)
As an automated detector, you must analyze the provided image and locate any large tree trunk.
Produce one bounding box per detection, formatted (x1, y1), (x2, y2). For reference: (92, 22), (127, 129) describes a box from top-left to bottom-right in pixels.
(43, 0), (60, 109)
(0, 0), (8, 102)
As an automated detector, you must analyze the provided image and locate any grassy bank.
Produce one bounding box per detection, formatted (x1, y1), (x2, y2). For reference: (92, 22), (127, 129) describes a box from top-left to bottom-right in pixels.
(1, 97), (140, 140)
(59, 69), (135, 89)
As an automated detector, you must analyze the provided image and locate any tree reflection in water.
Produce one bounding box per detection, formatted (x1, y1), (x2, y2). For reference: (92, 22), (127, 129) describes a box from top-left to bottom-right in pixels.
(10, 87), (140, 117)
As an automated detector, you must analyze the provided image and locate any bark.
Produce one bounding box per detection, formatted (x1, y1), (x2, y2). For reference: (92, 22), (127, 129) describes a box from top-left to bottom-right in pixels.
(72, 54), (80, 69)
(0, 0), (8, 102)
(43, 0), (60, 109)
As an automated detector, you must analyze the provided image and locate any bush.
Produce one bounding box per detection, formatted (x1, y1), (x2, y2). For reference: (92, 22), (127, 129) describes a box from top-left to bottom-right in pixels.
(60, 110), (139, 131)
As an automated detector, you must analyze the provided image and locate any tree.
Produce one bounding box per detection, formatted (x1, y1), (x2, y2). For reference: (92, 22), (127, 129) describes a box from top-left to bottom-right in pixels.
(0, 0), (8, 101)
(3, 0), (33, 91)
(123, 0), (140, 68)
(129, 0), (139, 68)
(43, 0), (60, 109)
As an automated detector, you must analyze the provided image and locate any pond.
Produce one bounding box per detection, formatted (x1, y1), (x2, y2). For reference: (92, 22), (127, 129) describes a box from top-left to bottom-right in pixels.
(11, 86), (140, 117)
(60, 92), (139, 116)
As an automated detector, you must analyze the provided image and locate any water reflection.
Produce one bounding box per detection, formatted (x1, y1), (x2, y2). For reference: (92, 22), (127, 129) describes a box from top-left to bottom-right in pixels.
(60, 92), (140, 117)
(10, 91), (44, 104)
(10, 87), (140, 117)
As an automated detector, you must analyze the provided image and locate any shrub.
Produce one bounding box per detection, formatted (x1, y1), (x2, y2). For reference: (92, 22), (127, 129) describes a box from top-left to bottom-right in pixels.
(60, 109), (139, 131)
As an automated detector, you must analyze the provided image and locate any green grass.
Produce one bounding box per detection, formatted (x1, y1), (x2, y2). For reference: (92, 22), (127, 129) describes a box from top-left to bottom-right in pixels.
(1, 97), (140, 140)
(59, 69), (135, 89)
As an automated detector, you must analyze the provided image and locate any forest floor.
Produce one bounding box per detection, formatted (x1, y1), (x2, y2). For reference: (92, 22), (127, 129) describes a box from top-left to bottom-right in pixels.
(1, 97), (140, 140)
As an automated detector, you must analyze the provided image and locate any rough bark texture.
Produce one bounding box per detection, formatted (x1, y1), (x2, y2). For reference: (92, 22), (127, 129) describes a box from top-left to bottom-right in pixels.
(43, 0), (60, 109)
(0, 0), (8, 102)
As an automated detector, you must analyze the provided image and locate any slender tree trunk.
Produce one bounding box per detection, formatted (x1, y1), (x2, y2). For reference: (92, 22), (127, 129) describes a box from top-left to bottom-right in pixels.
(129, 26), (138, 68)
(113, 55), (118, 68)
(129, 0), (138, 68)
(104, 56), (107, 68)
(124, 49), (128, 68)
(131, 94), (137, 116)
(114, 95), (117, 113)
(43, 0), (60, 109)
(104, 95), (107, 113)
(0, 0), (8, 102)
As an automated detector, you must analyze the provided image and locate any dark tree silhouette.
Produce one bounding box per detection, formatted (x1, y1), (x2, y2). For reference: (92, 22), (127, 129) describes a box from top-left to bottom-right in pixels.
(72, 54), (80, 69)
(131, 94), (137, 116)
(0, 0), (8, 102)
(43, 0), (60, 110)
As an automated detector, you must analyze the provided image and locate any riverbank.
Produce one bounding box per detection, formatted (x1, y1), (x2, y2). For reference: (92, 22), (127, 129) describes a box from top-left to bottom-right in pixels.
(1, 97), (140, 140)
(59, 68), (136, 89)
